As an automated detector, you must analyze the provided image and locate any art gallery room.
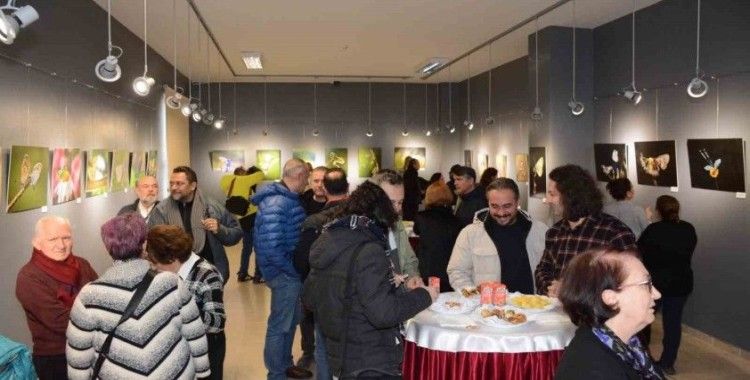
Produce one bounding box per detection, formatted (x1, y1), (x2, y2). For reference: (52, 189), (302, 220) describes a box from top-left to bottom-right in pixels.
(0, 0), (749, 379)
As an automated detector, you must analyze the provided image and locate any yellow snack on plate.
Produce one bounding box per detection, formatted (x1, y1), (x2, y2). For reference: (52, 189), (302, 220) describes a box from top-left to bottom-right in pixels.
(511, 294), (552, 309)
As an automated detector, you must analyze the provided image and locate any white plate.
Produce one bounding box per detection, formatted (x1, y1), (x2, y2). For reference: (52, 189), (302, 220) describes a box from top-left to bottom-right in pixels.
(473, 305), (529, 328)
(507, 293), (557, 314)
(430, 294), (479, 315)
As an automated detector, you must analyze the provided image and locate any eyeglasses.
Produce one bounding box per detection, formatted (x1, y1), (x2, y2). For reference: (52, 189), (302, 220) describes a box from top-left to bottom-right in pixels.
(618, 279), (653, 292)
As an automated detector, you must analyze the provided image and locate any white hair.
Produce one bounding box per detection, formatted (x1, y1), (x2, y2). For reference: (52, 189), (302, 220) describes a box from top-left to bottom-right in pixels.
(283, 158), (307, 178)
(34, 215), (71, 238)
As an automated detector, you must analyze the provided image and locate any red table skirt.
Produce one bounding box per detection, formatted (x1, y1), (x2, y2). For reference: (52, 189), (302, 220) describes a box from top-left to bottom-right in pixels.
(403, 341), (563, 380)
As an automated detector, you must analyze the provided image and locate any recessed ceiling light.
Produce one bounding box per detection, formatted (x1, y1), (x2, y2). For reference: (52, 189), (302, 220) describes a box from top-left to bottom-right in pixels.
(242, 52), (263, 70)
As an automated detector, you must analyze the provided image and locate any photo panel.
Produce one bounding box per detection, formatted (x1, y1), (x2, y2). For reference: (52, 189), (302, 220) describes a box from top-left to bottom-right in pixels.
(358, 147), (382, 178)
(529, 147), (546, 196)
(687, 138), (745, 192)
(6, 145), (49, 213)
(634, 140), (677, 187)
(594, 143), (628, 182)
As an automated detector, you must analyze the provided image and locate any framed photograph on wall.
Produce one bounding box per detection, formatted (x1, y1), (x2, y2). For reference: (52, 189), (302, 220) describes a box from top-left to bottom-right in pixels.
(634, 140), (677, 187)
(256, 149), (281, 180)
(6, 145), (49, 213)
(358, 147), (381, 178)
(85, 149), (111, 198)
(529, 147), (546, 196)
(464, 150), (473, 168)
(51, 148), (82, 205)
(146, 150), (157, 177)
(394, 147), (426, 171)
(209, 150), (245, 173)
(515, 154), (528, 183)
(594, 143), (628, 182)
(293, 149), (316, 167)
(326, 148), (348, 172)
(110, 150), (130, 193)
(496, 154), (507, 178)
(130, 151), (147, 187)
(687, 138), (745, 192)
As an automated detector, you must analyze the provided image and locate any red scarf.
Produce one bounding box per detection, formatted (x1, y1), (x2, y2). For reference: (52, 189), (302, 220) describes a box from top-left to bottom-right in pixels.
(30, 248), (82, 308)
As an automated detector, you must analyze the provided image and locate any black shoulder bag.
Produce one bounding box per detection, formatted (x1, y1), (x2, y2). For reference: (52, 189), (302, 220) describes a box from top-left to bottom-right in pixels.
(225, 177), (250, 216)
(91, 269), (157, 379)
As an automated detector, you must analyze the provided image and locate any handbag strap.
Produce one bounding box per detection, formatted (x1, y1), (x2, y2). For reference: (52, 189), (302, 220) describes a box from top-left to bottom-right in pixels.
(227, 177), (237, 198)
(338, 242), (369, 379)
(91, 269), (156, 379)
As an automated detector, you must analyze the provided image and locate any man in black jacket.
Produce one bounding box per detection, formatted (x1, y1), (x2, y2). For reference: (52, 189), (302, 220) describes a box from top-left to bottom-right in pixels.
(117, 175), (159, 222)
(453, 166), (487, 227)
(293, 168), (349, 376)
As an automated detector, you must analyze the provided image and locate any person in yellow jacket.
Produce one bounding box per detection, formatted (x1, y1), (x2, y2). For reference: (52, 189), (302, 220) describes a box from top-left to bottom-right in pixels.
(220, 166), (265, 282)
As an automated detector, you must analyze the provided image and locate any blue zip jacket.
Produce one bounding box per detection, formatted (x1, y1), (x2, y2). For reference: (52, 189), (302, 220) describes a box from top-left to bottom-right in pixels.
(252, 182), (306, 281)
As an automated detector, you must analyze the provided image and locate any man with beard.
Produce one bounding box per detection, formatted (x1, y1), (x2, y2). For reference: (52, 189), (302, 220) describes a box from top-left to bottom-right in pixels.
(447, 178), (547, 294)
(535, 164), (637, 297)
(300, 166), (328, 215)
(150, 166), (242, 284)
(118, 175), (159, 222)
(16, 216), (98, 379)
(452, 166), (488, 227)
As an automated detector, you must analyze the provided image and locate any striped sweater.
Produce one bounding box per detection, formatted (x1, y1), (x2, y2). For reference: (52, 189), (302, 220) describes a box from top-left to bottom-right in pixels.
(66, 259), (210, 379)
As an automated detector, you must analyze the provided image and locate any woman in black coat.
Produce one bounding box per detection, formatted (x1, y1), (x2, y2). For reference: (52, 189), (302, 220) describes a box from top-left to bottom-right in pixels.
(556, 249), (664, 380)
(638, 195), (697, 375)
(413, 180), (462, 293)
(402, 157), (427, 221)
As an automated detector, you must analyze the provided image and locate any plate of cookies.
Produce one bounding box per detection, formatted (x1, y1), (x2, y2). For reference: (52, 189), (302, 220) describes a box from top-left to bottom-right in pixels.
(430, 293), (479, 315)
(474, 305), (529, 328)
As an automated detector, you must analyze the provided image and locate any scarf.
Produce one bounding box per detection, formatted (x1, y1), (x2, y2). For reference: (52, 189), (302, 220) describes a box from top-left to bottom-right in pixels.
(592, 324), (664, 379)
(30, 248), (82, 308)
(162, 188), (208, 253)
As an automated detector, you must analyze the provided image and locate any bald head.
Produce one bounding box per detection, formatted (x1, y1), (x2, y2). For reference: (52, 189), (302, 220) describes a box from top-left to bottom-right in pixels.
(33, 216), (73, 261)
(282, 158), (310, 193)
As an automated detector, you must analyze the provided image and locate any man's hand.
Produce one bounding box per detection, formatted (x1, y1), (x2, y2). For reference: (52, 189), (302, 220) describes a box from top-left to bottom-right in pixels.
(406, 276), (424, 290)
(422, 285), (439, 302)
(201, 218), (219, 233)
(392, 273), (408, 288)
(547, 280), (561, 298)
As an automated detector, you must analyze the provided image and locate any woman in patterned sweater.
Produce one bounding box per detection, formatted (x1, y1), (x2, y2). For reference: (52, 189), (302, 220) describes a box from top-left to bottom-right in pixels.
(66, 213), (210, 379)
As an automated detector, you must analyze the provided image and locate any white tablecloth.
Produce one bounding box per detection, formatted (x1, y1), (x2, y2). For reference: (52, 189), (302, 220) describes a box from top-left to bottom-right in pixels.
(405, 293), (576, 354)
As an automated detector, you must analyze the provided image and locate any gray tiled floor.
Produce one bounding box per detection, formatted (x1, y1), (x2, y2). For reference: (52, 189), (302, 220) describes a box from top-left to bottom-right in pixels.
(221, 245), (750, 379)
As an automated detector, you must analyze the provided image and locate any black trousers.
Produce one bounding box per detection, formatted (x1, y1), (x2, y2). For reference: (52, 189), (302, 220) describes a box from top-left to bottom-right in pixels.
(641, 296), (688, 367)
(207, 331), (226, 379)
(300, 306), (315, 358)
(33, 354), (67, 380)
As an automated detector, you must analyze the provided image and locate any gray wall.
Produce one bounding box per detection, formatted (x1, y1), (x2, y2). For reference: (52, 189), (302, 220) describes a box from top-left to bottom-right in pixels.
(0, 0), (184, 347)
(592, 0), (750, 349)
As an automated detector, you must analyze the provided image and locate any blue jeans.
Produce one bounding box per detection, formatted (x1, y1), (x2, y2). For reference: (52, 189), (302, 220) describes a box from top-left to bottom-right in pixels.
(264, 273), (302, 380)
(315, 323), (331, 380)
(238, 229), (260, 278)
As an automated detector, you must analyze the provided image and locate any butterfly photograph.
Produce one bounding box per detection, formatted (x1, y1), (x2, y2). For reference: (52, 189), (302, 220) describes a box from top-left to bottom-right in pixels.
(529, 147), (546, 196)
(687, 138), (745, 192)
(6, 145), (49, 213)
(594, 144), (628, 182)
(634, 141), (677, 187)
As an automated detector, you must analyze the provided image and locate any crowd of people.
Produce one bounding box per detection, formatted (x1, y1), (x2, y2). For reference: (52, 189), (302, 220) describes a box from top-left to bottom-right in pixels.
(10, 157), (697, 379)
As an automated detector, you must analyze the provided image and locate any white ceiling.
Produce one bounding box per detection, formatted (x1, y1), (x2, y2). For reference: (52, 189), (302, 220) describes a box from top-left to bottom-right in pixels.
(94, 0), (661, 83)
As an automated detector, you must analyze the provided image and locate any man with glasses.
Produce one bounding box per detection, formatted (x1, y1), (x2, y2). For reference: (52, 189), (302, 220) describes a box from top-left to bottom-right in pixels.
(535, 164), (637, 297)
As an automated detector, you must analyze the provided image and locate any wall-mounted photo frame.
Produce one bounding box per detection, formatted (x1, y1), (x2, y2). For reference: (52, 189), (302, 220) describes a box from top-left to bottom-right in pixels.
(687, 138), (745, 192)
(394, 147), (426, 171)
(51, 148), (82, 205)
(529, 147), (546, 196)
(209, 150), (245, 173)
(326, 148), (348, 172)
(6, 145), (49, 213)
(358, 147), (381, 178)
(85, 149), (111, 197)
(594, 143), (628, 182)
(634, 140), (677, 187)
(110, 150), (130, 193)
(257, 149), (281, 180)
(515, 154), (529, 183)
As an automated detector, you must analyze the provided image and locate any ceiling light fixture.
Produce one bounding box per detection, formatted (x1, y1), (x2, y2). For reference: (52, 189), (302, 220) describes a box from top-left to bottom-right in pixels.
(531, 17), (543, 121)
(424, 84), (431, 137)
(313, 81), (319, 136)
(213, 80), (225, 130)
(365, 82), (373, 137)
(0, 1), (38, 45)
(622, 0), (642, 105)
(166, 0), (183, 109)
(463, 54), (474, 131)
(447, 65), (455, 133)
(401, 82), (409, 137)
(203, 31), (214, 126)
(132, 0), (155, 96)
(191, 78), (203, 122)
(242, 52), (263, 70)
(687, 0), (708, 98)
(417, 57), (448, 77)
(263, 81), (270, 136)
(486, 42), (495, 125)
(182, 11), (197, 117)
(568, 0), (585, 116)
(95, 0), (122, 83)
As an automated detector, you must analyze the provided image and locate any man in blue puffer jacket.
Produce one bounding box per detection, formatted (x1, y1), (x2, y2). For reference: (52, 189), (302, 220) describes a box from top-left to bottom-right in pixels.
(252, 158), (311, 380)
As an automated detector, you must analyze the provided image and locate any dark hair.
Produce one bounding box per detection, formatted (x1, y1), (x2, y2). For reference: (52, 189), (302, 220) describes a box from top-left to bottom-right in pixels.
(146, 225), (194, 264)
(246, 165), (262, 174)
(479, 167), (499, 189)
(606, 178), (632, 201)
(173, 165), (198, 183)
(100, 213), (148, 260)
(323, 168), (348, 196)
(548, 164), (603, 220)
(656, 195), (680, 222)
(429, 172), (443, 184)
(340, 181), (399, 229)
(453, 166), (476, 181)
(449, 164), (462, 176)
(233, 167), (246, 175)
(371, 169), (404, 186)
(559, 249), (637, 327)
(485, 177), (520, 200)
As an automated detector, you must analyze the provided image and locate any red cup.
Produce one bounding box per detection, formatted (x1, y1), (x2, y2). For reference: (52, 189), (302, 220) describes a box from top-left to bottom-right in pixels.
(493, 283), (507, 305)
(480, 286), (493, 305)
(428, 276), (440, 290)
